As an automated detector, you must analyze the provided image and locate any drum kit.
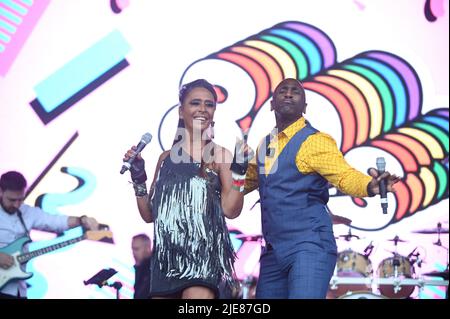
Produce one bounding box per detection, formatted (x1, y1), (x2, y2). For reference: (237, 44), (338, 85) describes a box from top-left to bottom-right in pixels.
(328, 224), (449, 299)
(233, 218), (449, 299)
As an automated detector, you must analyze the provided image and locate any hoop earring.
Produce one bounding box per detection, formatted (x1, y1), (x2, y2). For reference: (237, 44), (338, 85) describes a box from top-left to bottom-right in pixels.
(208, 121), (215, 139)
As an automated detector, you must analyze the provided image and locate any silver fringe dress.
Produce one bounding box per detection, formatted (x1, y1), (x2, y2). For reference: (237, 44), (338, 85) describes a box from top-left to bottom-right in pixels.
(149, 153), (237, 297)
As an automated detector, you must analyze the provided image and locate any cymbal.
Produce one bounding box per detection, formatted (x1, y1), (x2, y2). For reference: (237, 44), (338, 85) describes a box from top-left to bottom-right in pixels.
(413, 227), (449, 234)
(336, 233), (360, 240)
(422, 271), (449, 280)
(331, 214), (352, 225)
(387, 236), (407, 243)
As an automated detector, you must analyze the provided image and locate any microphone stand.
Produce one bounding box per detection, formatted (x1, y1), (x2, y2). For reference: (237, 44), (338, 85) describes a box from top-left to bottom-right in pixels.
(92, 280), (122, 299)
(108, 281), (123, 300)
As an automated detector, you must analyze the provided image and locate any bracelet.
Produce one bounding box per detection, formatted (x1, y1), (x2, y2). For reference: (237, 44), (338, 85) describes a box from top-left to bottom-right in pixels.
(232, 179), (245, 187)
(232, 184), (244, 192)
(231, 172), (246, 192)
(133, 182), (148, 197)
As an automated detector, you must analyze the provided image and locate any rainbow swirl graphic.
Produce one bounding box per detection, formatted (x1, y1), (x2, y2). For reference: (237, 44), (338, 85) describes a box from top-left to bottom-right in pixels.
(304, 50), (448, 225)
(304, 51), (422, 153)
(185, 21), (337, 134)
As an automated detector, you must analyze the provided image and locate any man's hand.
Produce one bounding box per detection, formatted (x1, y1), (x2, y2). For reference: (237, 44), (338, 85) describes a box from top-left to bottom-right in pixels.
(0, 252), (14, 270)
(367, 167), (401, 195)
(80, 216), (99, 231)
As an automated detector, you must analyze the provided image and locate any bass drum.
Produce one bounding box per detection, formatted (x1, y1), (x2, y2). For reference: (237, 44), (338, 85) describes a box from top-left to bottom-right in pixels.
(338, 291), (386, 299)
(377, 255), (415, 299)
(329, 249), (372, 298)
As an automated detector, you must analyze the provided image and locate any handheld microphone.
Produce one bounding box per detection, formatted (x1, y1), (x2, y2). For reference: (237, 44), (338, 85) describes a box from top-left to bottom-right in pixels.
(120, 133), (152, 174)
(376, 157), (388, 214)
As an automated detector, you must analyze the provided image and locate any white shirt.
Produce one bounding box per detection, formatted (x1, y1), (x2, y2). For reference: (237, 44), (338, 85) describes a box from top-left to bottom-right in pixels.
(0, 204), (69, 297)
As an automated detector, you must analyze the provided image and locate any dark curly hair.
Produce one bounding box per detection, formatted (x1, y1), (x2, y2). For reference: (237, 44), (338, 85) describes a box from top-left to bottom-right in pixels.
(0, 171), (27, 191)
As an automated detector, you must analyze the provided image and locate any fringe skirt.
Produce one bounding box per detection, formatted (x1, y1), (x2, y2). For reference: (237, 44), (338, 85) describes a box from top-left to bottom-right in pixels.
(149, 158), (237, 297)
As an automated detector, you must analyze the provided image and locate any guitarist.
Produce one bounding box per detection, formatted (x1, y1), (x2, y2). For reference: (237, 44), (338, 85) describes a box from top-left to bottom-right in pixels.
(0, 171), (99, 299)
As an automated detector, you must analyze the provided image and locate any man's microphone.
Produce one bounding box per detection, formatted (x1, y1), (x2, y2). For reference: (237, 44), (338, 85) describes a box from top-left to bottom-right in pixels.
(120, 133), (152, 174)
(376, 157), (388, 214)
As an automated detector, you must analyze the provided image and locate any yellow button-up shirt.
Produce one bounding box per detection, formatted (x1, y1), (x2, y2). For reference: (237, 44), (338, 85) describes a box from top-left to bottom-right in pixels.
(245, 117), (372, 197)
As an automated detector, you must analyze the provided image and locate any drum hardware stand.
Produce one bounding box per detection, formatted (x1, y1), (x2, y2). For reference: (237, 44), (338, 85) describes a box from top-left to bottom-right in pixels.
(433, 222), (449, 270)
(392, 277), (402, 294)
(392, 258), (402, 294)
(329, 277), (338, 291)
(409, 252), (422, 268)
(391, 237), (403, 295)
(416, 278), (427, 297)
(330, 261), (340, 291)
(391, 277), (427, 297)
(433, 223), (445, 247)
(363, 241), (374, 258)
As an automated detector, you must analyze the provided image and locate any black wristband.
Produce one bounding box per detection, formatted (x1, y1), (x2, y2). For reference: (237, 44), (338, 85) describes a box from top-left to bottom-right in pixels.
(230, 144), (248, 175)
(130, 158), (147, 184)
(230, 162), (247, 175)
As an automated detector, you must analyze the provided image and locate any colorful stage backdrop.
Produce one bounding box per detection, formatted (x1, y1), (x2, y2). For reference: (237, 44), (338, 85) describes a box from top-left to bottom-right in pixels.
(0, 0), (448, 298)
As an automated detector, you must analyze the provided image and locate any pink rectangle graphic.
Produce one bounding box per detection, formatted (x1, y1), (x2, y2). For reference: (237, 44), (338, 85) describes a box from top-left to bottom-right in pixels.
(0, 0), (51, 76)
